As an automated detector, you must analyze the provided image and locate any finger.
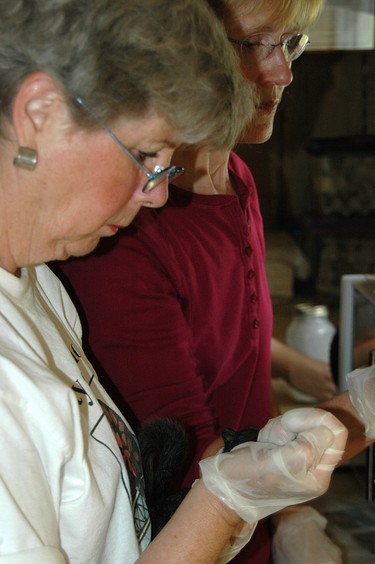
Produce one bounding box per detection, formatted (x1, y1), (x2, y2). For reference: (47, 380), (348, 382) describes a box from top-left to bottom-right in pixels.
(283, 426), (335, 476)
(257, 416), (296, 445)
(281, 408), (347, 454)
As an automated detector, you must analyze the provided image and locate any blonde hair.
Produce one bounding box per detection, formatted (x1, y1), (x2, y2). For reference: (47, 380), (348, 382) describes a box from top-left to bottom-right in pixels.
(208, 0), (324, 31)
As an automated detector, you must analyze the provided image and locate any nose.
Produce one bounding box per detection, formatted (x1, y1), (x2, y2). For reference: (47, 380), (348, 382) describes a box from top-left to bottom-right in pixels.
(140, 178), (169, 209)
(256, 46), (293, 86)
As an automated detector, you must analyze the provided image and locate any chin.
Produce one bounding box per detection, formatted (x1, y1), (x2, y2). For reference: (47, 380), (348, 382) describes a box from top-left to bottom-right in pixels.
(240, 117), (275, 145)
(67, 239), (101, 259)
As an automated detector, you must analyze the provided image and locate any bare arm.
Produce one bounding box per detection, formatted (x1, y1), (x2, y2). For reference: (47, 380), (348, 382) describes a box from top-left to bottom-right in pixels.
(318, 391), (374, 464)
(353, 328), (375, 368)
(139, 480), (242, 563)
(271, 337), (337, 401)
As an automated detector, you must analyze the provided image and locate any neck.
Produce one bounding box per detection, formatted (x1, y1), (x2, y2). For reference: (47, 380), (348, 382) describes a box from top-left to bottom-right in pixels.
(172, 146), (235, 195)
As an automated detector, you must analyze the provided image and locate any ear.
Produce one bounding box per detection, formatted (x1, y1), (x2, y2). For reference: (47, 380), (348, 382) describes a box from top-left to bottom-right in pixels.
(11, 71), (65, 147)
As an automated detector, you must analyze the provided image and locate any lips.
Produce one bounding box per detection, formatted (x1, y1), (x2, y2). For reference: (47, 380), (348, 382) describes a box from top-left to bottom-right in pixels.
(108, 225), (122, 233)
(257, 100), (278, 112)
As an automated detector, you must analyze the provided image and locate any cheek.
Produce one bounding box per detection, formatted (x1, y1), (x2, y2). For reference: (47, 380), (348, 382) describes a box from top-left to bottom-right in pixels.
(73, 134), (144, 209)
(91, 168), (143, 215)
(241, 64), (258, 84)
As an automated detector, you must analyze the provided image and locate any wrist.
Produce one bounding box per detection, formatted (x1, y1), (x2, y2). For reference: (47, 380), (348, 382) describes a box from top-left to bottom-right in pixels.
(195, 479), (243, 529)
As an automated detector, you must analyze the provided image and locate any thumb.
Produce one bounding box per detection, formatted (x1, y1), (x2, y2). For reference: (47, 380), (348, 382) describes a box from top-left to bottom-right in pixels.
(296, 426), (335, 470)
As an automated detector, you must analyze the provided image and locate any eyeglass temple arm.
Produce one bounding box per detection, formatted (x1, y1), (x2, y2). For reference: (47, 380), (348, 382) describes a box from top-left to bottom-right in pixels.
(74, 97), (153, 179)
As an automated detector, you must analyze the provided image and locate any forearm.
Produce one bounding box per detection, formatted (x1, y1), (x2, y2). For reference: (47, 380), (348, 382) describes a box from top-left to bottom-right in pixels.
(353, 328), (375, 368)
(272, 338), (329, 383)
(138, 480), (243, 563)
(271, 337), (314, 383)
(271, 338), (337, 401)
(318, 391), (374, 463)
(271, 337), (293, 378)
(201, 436), (224, 459)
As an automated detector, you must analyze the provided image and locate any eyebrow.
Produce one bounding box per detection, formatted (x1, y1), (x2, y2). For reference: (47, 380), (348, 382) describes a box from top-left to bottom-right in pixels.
(160, 139), (178, 149)
(240, 23), (297, 38)
(143, 139), (178, 151)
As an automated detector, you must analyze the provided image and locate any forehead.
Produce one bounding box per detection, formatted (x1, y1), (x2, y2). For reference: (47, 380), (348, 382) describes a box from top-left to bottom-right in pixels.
(114, 114), (179, 149)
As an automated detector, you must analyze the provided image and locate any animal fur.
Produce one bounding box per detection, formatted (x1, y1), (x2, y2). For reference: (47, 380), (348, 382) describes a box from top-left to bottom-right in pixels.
(138, 418), (259, 537)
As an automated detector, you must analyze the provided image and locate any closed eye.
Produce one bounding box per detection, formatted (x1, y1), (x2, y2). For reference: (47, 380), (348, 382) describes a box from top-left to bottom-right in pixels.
(137, 150), (158, 163)
(242, 40), (262, 48)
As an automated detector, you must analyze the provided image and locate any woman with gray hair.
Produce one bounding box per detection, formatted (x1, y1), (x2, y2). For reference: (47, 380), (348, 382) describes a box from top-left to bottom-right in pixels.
(0, 0), (347, 562)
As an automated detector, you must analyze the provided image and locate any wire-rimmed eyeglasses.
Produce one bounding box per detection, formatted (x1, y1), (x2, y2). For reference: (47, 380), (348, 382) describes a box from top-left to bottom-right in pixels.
(229, 33), (310, 65)
(75, 97), (184, 193)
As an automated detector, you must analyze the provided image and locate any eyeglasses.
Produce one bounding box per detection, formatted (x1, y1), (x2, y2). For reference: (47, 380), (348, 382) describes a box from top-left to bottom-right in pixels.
(75, 97), (184, 193)
(228, 33), (310, 66)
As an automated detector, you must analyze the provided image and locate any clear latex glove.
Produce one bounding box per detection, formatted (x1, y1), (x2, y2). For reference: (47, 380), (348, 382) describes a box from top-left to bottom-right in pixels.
(258, 407), (348, 454)
(347, 365), (375, 438)
(220, 522), (257, 563)
(199, 408), (347, 525)
(272, 505), (342, 564)
(190, 480), (257, 563)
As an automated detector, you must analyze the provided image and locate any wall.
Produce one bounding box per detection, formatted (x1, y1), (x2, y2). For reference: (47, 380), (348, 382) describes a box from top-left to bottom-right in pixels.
(235, 50), (375, 229)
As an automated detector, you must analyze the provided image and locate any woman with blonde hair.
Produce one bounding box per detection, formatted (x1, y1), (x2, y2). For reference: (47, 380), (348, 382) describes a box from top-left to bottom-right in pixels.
(53, 1), (349, 561)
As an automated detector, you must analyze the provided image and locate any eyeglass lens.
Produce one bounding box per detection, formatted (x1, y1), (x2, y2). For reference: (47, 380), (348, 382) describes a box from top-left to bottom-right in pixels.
(230, 33), (309, 65)
(143, 165), (184, 193)
(283, 34), (309, 59)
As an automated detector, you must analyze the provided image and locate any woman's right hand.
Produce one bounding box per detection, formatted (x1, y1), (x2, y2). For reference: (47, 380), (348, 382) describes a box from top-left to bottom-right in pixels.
(199, 408), (347, 524)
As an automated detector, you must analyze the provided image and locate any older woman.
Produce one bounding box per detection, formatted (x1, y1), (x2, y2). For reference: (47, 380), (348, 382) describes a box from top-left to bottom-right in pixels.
(55, 1), (333, 561)
(0, 0), (348, 562)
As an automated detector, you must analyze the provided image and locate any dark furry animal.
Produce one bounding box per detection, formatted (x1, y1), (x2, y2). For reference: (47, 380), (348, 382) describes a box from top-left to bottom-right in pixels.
(137, 418), (190, 537)
(222, 426), (259, 451)
(138, 418), (259, 537)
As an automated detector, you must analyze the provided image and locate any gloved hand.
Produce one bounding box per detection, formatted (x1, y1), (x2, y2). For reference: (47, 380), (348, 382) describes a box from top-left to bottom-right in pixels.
(272, 505), (342, 564)
(258, 407), (347, 451)
(219, 521), (257, 563)
(199, 408), (347, 525)
(347, 365), (375, 438)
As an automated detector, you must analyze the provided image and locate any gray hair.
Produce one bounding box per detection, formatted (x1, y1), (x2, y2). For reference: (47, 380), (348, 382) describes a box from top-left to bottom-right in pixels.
(0, 0), (254, 149)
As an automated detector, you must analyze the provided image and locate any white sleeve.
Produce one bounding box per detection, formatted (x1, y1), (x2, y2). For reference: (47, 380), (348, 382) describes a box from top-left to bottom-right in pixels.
(0, 362), (73, 559)
(0, 547), (66, 564)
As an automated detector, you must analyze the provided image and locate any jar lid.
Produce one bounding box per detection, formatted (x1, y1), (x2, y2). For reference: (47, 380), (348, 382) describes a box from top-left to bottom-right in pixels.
(294, 303), (329, 317)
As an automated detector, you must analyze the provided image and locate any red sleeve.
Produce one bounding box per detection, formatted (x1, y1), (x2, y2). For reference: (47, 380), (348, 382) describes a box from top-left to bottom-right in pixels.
(59, 229), (219, 484)
(58, 155), (273, 490)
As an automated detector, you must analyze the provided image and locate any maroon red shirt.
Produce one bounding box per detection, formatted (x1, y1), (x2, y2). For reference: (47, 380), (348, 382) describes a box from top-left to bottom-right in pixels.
(58, 152), (273, 562)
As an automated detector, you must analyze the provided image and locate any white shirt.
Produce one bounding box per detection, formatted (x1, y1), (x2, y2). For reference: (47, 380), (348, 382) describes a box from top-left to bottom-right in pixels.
(0, 264), (150, 563)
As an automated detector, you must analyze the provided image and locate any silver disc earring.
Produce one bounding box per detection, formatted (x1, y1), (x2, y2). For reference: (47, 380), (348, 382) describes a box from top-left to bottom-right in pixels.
(13, 147), (38, 171)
